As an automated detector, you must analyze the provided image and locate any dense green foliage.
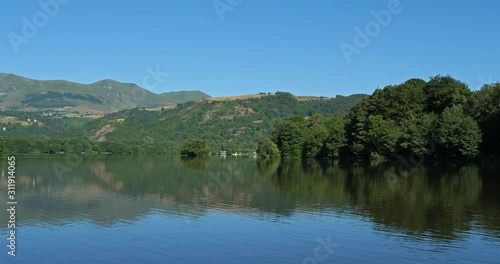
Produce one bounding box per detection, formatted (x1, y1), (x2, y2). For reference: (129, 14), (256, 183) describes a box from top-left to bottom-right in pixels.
(1, 137), (139, 155)
(180, 139), (210, 157)
(465, 82), (500, 154)
(270, 114), (347, 159)
(256, 136), (280, 159)
(423, 75), (471, 113)
(63, 92), (366, 154)
(268, 76), (498, 160)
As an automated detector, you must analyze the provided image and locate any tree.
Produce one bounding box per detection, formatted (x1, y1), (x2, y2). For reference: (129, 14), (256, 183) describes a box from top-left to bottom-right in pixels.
(345, 101), (402, 158)
(368, 78), (426, 120)
(345, 99), (371, 157)
(437, 106), (482, 158)
(180, 138), (210, 157)
(271, 116), (307, 158)
(466, 83), (500, 154)
(302, 115), (328, 158)
(256, 136), (280, 159)
(324, 113), (346, 158)
(363, 115), (402, 159)
(399, 113), (437, 156)
(424, 75), (471, 113)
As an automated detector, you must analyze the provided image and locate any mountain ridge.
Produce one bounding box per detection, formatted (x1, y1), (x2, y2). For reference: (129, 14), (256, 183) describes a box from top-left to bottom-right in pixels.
(0, 73), (211, 114)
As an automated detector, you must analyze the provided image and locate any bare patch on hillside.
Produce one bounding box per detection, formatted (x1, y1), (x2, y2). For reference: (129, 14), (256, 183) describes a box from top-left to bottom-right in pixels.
(220, 106), (255, 120)
(200, 103), (223, 123)
(90, 124), (116, 142)
(179, 105), (198, 120)
(234, 127), (246, 136)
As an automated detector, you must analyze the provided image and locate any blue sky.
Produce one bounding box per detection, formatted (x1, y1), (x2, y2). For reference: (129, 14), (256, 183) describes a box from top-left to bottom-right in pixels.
(1, 0), (499, 97)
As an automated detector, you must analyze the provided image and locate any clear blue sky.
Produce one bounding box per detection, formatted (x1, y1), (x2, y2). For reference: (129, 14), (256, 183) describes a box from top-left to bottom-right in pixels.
(1, 0), (499, 97)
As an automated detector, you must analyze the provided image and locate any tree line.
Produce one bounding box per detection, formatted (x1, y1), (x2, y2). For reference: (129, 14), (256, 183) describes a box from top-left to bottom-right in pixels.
(0, 137), (170, 156)
(258, 75), (500, 160)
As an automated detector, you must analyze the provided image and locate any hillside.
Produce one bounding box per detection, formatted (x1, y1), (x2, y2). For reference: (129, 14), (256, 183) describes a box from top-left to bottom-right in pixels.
(70, 92), (367, 152)
(160, 90), (210, 103)
(0, 73), (210, 114)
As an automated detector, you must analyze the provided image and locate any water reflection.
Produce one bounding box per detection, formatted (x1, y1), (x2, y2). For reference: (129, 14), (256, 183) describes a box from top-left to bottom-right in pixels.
(0, 156), (499, 243)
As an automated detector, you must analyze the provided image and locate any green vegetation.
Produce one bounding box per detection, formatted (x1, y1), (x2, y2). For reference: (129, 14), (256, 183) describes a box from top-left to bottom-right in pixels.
(256, 136), (280, 159)
(0, 91), (364, 155)
(21, 91), (104, 108)
(180, 139), (210, 157)
(0, 73), (210, 114)
(2, 74), (499, 161)
(0, 110), (93, 137)
(465, 82), (500, 154)
(270, 114), (348, 159)
(2, 137), (135, 155)
(267, 75), (499, 160)
(48, 92), (364, 154)
(345, 75), (488, 159)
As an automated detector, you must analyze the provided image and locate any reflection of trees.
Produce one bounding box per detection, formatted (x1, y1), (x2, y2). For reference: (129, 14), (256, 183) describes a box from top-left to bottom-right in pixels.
(477, 163), (500, 233)
(0, 157), (498, 242)
(261, 160), (494, 240)
(180, 157), (210, 171)
(357, 166), (483, 239)
(265, 159), (349, 205)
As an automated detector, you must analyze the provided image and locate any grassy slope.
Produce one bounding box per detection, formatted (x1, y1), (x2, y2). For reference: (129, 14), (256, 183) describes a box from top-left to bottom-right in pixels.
(0, 73), (211, 114)
(160, 91), (211, 103)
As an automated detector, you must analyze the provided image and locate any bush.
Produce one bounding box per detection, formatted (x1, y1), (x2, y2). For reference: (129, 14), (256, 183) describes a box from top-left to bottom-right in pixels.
(180, 139), (210, 157)
(256, 136), (280, 159)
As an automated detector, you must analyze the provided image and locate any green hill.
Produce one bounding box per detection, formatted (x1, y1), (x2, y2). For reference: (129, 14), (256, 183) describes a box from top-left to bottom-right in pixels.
(0, 73), (211, 114)
(69, 92), (367, 152)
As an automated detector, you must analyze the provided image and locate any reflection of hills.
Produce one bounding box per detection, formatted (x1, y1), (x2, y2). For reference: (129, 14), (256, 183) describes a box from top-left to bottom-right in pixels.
(0, 156), (499, 241)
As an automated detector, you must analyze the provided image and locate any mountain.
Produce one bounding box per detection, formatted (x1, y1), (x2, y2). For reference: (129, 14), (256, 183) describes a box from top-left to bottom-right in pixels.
(0, 73), (211, 114)
(68, 92), (367, 152)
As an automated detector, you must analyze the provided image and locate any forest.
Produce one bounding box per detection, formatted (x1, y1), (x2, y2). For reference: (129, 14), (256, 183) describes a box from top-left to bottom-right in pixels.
(258, 75), (500, 160)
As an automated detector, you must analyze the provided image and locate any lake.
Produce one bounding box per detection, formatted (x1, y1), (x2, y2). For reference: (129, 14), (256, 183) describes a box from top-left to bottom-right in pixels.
(0, 156), (499, 263)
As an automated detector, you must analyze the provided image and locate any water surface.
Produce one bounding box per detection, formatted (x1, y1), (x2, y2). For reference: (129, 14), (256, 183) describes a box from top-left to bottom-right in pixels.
(0, 156), (499, 263)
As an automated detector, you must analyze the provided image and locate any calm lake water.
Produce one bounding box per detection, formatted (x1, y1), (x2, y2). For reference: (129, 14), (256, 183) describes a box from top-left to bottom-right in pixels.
(0, 156), (499, 263)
